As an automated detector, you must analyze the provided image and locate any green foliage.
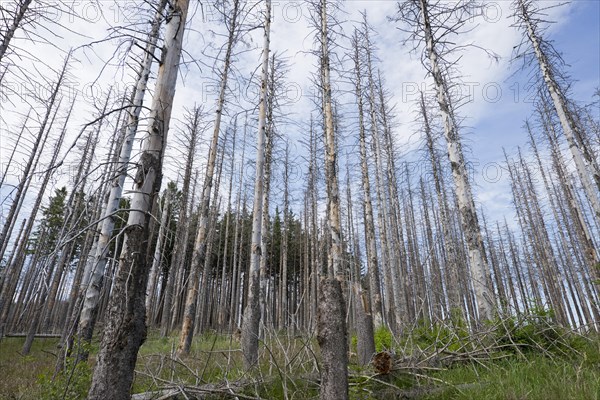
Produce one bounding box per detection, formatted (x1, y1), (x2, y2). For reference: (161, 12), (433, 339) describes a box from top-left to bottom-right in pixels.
(29, 187), (67, 255)
(37, 358), (91, 400)
(350, 333), (358, 353)
(493, 309), (579, 356)
(408, 320), (470, 352)
(374, 325), (393, 352)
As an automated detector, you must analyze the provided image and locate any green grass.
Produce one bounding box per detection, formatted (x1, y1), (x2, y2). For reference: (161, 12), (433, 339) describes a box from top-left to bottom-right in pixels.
(1, 325), (600, 400)
(421, 355), (600, 400)
(0, 337), (60, 399)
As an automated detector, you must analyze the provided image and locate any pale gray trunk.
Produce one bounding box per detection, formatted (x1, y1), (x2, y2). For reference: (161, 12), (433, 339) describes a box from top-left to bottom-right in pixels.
(178, 0), (241, 355)
(217, 122), (237, 330)
(241, 0), (271, 367)
(78, 0), (166, 348)
(518, 0), (600, 219)
(161, 107), (201, 335)
(351, 31), (383, 328)
(317, 1), (348, 398)
(419, 0), (493, 321)
(420, 92), (461, 314)
(87, 0), (189, 397)
(0, 57), (67, 264)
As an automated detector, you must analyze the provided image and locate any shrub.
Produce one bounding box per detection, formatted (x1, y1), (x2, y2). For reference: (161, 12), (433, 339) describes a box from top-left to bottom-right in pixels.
(38, 358), (91, 400)
(374, 326), (393, 352)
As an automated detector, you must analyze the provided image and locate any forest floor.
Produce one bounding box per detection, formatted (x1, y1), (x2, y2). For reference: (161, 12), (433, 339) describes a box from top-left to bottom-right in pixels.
(1, 317), (600, 399)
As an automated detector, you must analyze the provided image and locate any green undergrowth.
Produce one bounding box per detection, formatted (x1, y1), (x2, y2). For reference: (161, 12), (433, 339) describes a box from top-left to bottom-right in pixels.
(1, 316), (599, 399)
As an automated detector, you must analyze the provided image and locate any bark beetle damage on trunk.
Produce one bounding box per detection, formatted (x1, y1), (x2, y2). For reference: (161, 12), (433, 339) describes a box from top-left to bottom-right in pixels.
(317, 278), (349, 400)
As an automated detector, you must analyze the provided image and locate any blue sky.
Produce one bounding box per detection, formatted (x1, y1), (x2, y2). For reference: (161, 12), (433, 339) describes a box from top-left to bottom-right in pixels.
(0, 0), (598, 232)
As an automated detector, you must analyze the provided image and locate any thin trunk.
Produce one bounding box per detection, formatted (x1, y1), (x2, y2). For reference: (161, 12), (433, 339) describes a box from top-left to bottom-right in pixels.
(0, 0), (33, 63)
(517, 0), (600, 219)
(317, 1), (348, 398)
(241, 0), (271, 367)
(177, 0), (241, 354)
(418, 0), (493, 320)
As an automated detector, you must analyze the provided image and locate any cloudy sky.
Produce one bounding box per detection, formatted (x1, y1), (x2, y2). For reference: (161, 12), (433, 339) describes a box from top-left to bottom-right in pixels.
(0, 0), (598, 229)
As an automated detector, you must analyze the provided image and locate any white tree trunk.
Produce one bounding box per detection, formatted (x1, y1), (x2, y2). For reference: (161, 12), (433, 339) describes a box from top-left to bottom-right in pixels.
(518, 0), (600, 221)
(241, 0), (271, 368)
(78, 0), (166, 346)
(419, 0), (493, 321)
(178, 0), (241, 355)
(87, 0), (189, 397)
(317, 1), (349, 398)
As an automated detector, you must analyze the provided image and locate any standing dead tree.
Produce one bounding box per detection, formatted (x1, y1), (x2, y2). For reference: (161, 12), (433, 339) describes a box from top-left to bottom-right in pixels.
(87, 0), (190, 397)
(241, 0), (271, 368)
(177, 0), (243, 356)
(75, 0), (167, 360)
(512, 0), (600, 222)
(311, 0), (349, 398)
(394, 0), (496, 321)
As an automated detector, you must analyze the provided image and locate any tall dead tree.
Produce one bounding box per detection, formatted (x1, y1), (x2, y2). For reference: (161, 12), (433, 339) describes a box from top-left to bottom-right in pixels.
(87, 0), (190, 397)
(77, 0), (167, 353)
(0, 57), (69, 326)
(420, 91), (462, 314)
(513, 0), (600, 221)
(160, 105), (202, 335)
(350, 28), (383, 330)
(0, 0), (33, 63)
(177, 0), (242, 356)
(241, 0), (271, 368)
(314, 1), (349, 398)
(395, 0), (494, 321)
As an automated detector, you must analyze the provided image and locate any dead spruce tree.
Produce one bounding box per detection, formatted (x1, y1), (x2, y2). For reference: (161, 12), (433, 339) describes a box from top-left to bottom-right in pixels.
(74, 0), (167, 360)
(513, 0), (600, 221)
(177, 0), (243, 356)
(158, 105), (202, 333)
(350, 28), (383, 333)
(312, 0), (349, 398)
(241, 0), (271, 368)
(87, 0), (190, 397)
(394, 0), (495, 321)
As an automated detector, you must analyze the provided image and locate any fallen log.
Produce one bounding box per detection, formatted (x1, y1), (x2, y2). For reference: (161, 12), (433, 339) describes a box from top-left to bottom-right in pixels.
(3, 333), (62, 338)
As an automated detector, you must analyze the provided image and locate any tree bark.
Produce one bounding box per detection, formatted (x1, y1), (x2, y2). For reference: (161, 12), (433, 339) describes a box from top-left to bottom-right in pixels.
(77, 0), (166, 351)
(316, 1), (348, 398)
(241, 0), (271, 367)
(418, 0), (494, 321)
(87, 0), (189, 397)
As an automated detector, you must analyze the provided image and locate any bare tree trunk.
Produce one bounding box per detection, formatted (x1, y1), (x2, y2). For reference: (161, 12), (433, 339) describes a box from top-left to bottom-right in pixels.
(0, 0), (33, 63)
(0, 111), (29, 190)
(350, 30), (383, 329)
(87, 0), (189, 396)
(160, 106), (201, 335)
(345, 161), (375, 366)
(418, 0), (493, 321)
(279, 141), (291, 329)
(146, 189), (172, 323)
(178, 0), (241, 355)
(316, 1), (348, 398)
(0, 54), (68, 264)
(228, 125), (248, 332)
(0, 57), (68, 326)
(420, 92), (462, 315)
(217, 122), (237, 330)
(40, 92), (106, 335)
(241, 0), (271, 367)
(516, 0), (600, 219)
(77, 0), (166, 351)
